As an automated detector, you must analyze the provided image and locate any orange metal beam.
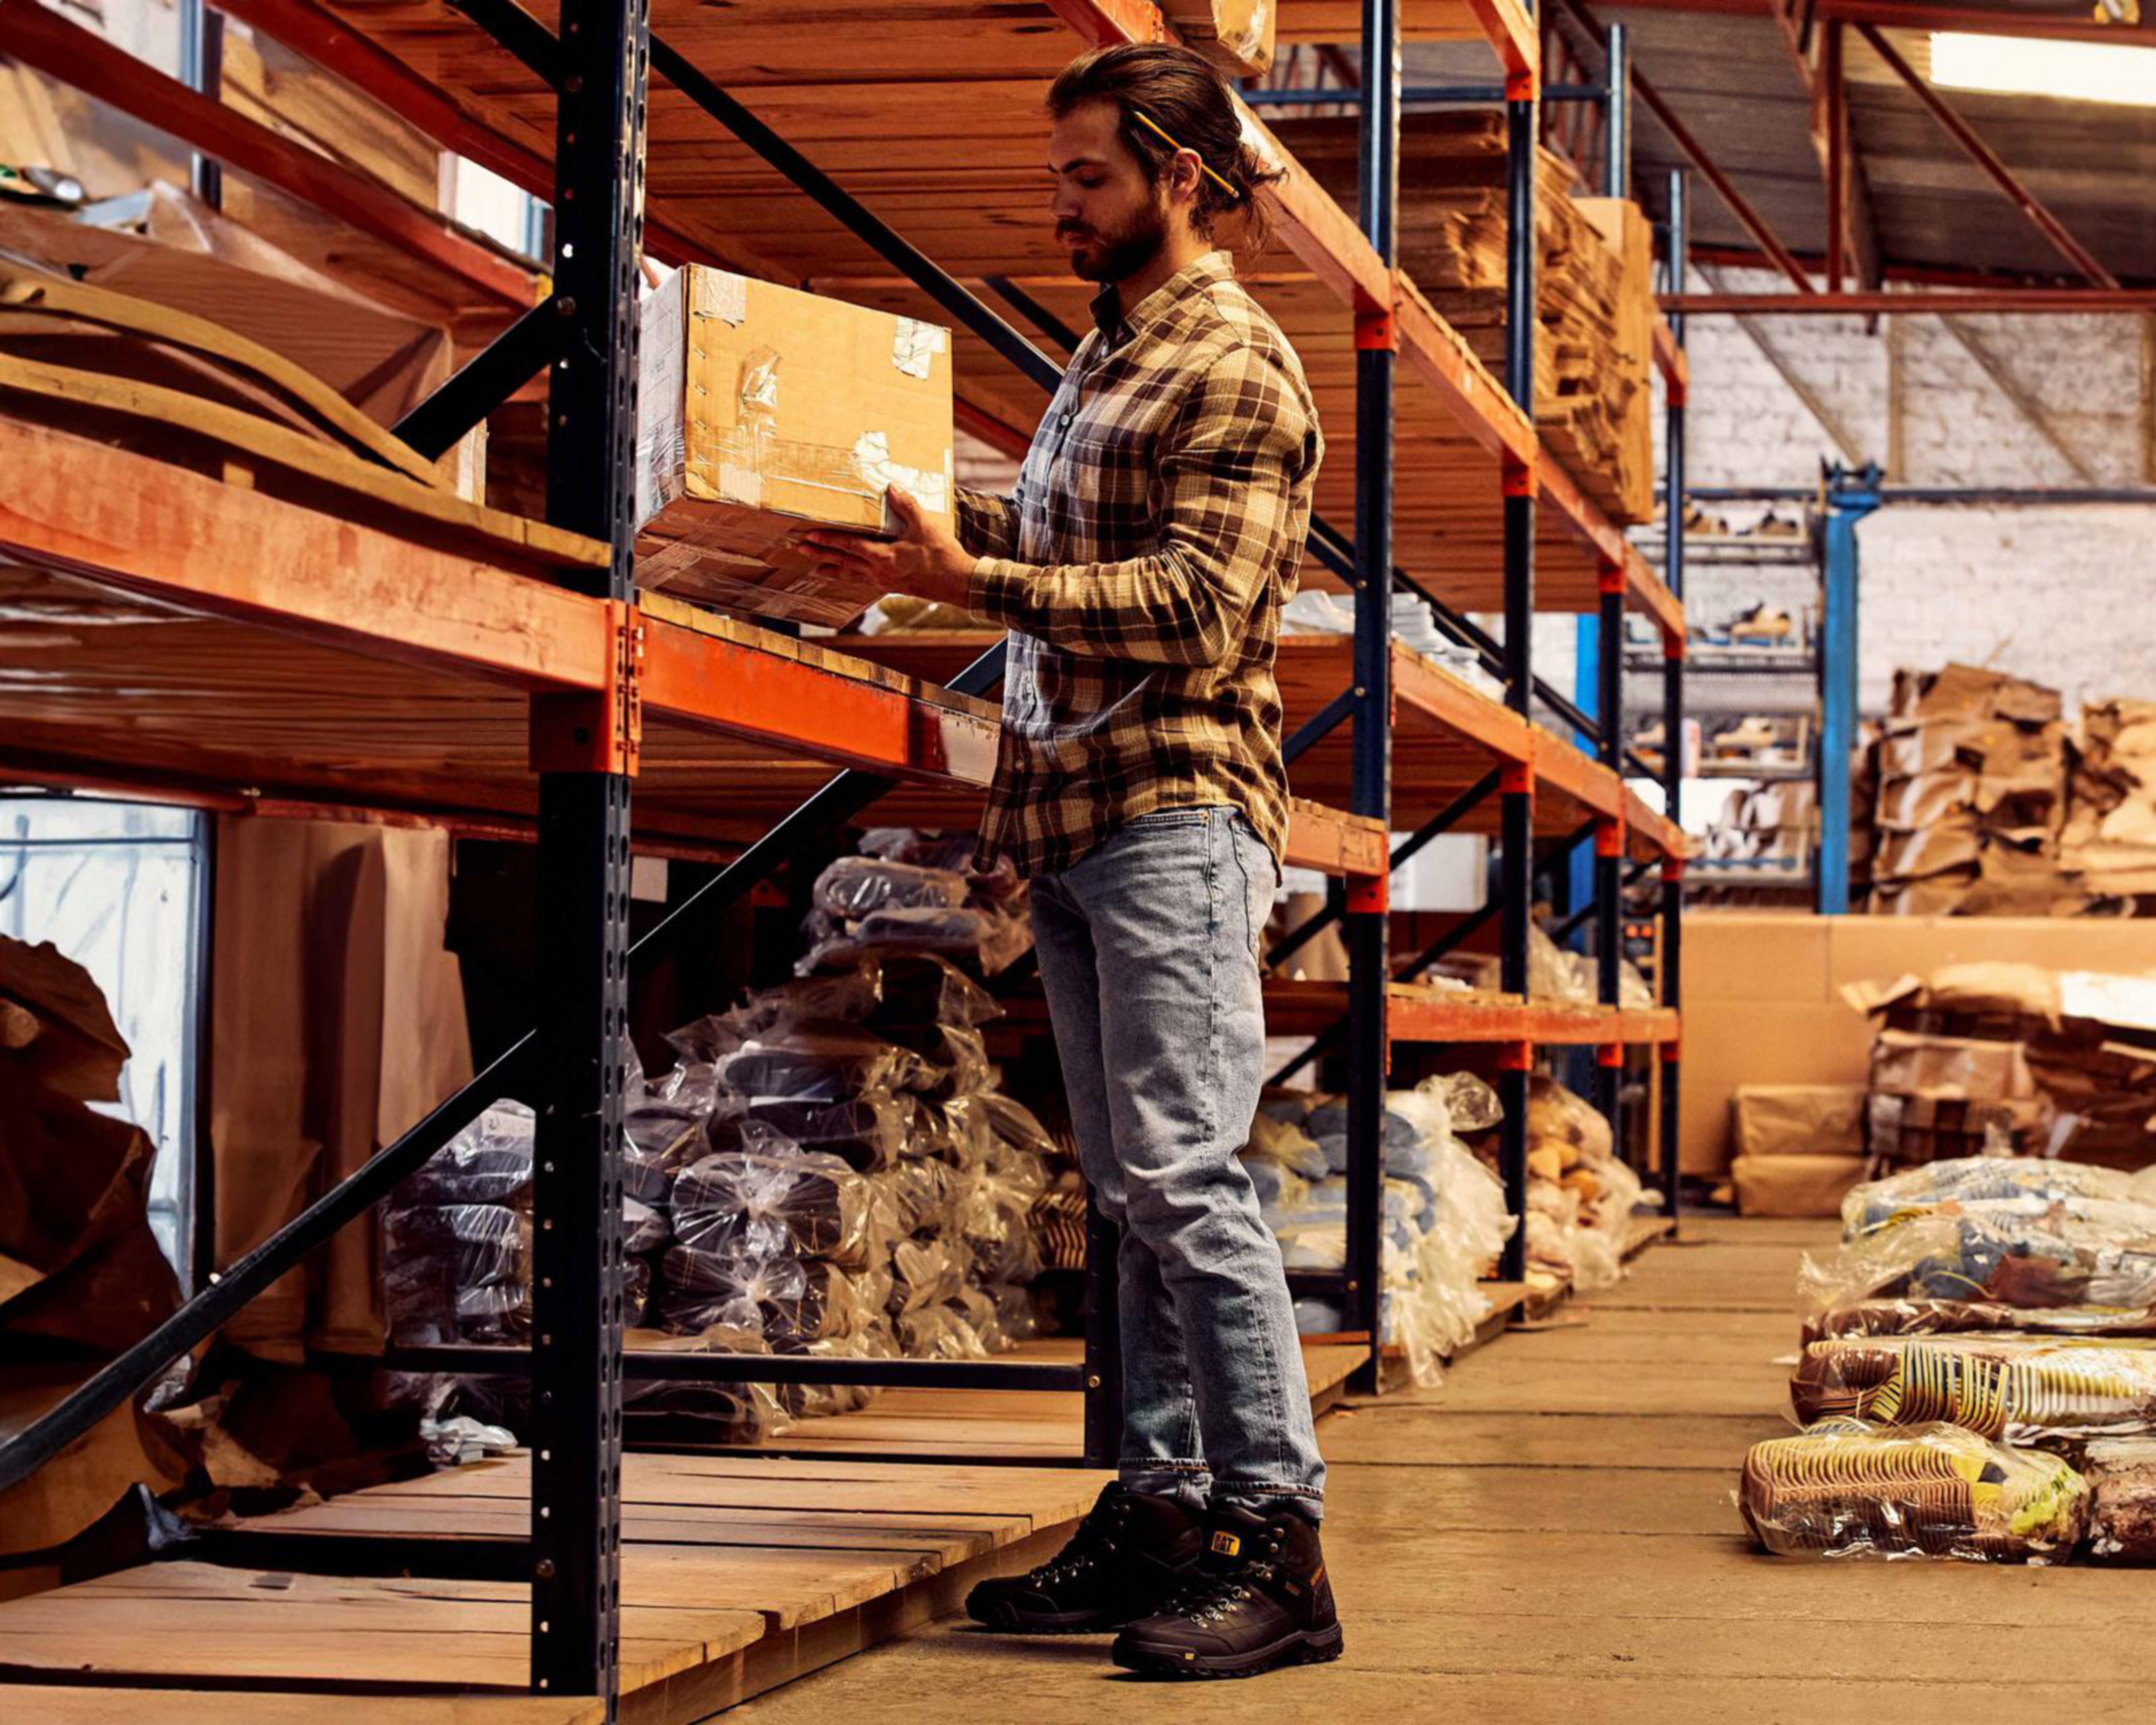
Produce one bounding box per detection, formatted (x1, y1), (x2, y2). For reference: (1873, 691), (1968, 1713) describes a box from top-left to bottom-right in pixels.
(0, 0), (537, 308)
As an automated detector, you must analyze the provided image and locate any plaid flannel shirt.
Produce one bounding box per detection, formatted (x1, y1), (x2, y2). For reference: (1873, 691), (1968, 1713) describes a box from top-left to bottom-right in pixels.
(958, 250), (1323, 880)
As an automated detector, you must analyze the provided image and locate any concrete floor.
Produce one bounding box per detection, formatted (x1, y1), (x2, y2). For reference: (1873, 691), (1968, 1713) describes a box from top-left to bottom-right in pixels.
(728, 1217), (2156, 1724)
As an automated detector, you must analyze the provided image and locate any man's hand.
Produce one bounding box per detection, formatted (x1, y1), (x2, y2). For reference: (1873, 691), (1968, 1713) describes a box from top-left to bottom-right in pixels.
(803, 486), (975, 608)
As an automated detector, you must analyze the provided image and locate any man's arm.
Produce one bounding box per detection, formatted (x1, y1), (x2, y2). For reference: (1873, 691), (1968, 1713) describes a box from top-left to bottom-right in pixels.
(966, 344), (1309, 668)
(956, 485), (1024, 562)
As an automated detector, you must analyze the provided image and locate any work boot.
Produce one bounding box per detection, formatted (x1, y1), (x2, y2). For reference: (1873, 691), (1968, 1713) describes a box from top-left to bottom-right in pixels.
(1111, 1503), (1343, 1679)
(965, 1481), (1204, 1633)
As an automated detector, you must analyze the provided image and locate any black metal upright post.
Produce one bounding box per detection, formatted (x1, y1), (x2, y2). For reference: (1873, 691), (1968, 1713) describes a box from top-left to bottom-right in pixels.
(1496, 31), (1539, 1282)
(528, 0), (647, 1707)
(1594, 566), (1625, 1165)
(1343, 0), (1400, 1392)
(1658, 169), (1688, 1238)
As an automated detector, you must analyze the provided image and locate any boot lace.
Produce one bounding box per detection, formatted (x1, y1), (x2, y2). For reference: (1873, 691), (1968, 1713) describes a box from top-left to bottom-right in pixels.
(1027, 1497), (1126, 1587)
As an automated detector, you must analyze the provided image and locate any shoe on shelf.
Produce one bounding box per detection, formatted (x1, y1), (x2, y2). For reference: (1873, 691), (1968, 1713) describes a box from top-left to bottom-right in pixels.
(965, 1481), (1204, 1633)
(1110, 1504), (1344, 1679)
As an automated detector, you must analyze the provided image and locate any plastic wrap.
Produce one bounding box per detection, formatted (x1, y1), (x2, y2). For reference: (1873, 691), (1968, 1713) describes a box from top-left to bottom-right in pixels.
(958, 1170), (1045, 1285)
(625, 1063), (722, 1164)
(2084, 1437), (2156, 1561)
(670, 1150), (882, 1268)
(1422, 1071), (1503, 1134)
(1791, 1334), (2156, 1443)
(655, 1246), (888, 1343)
(716, 1028), (933, 1102)
(911, 1095), (992, 1169)
(895, 1303), (992, 1360)
(800, 904), (1032, 978)
(1841, 1156), (2156, 1240)
(620, 1322), (793, 1443)
(1244, 1108), (1329, 1180)
(384, 1204), (531, 1346)
(1738, 1417), (2090, 1561)
(1807, 1298), (2156, 1343)
(888, 1234), (969, 1316)
(813, 855), (969, 919)
(857, 827), (1024, 904)
(1799, 1204), (2156, 1323)
(709, 1094), (913, 1172)
(877, 1019), (991, 1102)
(398, 1103), (535, 1208)
(870, 952), (1002, 1029)
(873, 1157), (964, 1237)
(1527, 1075), (1616, 1165)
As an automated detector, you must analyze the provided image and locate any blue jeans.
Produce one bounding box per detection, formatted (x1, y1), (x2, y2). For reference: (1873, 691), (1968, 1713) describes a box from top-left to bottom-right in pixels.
(1029, 805), (1326, 1524)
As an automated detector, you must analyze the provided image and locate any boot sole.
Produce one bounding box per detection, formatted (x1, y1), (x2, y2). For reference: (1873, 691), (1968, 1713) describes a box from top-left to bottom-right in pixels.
(965, 1598), (1139, 1635)
(1111, 1622), (1345, 1679)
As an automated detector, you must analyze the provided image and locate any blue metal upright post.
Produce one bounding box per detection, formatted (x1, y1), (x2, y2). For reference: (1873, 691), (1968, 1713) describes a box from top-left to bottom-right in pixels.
(1496, 18), (1539, 1283)
(1344, 0), (1400, 1392)
(1818, 462), (1882, 914)
(1658, 169), (1688, 1236)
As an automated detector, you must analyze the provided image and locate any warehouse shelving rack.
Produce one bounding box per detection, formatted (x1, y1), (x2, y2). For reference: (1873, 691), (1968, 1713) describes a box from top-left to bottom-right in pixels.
(0, 0), (1685, 1710)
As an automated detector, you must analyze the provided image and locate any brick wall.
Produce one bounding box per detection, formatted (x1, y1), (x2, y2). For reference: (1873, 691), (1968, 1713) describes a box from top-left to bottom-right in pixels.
(1662, 266), (2156, 715)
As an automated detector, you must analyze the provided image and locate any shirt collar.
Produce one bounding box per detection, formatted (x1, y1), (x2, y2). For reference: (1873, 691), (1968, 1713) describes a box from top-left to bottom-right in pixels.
(1089, 249), (1235, 349)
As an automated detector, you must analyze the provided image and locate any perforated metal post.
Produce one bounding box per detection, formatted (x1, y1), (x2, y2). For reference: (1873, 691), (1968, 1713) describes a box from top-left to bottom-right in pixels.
(529, 0), (647, 1707)
(1496, 29), (1538, 1283)
(1343, 0), (1400, 1392)
(1595, 566), (1625, 1156)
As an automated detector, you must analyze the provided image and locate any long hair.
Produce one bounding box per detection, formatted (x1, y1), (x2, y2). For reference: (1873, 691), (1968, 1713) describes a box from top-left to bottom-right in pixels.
(1048, 43), (1283, 253)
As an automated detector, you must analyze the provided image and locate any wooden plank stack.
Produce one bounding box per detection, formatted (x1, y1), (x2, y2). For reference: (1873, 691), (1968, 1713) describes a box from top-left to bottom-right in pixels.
(1269, 113), (1656, 523)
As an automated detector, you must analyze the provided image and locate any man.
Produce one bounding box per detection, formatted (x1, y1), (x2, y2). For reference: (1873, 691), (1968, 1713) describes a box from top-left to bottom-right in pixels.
(803, 42), (1336, 1680)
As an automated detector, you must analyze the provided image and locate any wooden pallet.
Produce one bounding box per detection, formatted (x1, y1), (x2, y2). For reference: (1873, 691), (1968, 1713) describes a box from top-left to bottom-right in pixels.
(0, 1340), (1365, 1723)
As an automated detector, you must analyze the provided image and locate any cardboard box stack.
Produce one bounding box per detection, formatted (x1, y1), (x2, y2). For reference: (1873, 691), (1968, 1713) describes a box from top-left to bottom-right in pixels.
(2065, 699), (2156, 902)
(1844, 962), (2156, 1172)
(1869, 664), (2080, 915)
(635, 269), (955, 626)
(1728, 1083), (1867, 1217)
(1266, 114), (1654, 522)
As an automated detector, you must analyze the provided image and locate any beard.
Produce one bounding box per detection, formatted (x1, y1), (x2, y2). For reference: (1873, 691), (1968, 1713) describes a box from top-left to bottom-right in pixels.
(1060, 194), (1172, 285)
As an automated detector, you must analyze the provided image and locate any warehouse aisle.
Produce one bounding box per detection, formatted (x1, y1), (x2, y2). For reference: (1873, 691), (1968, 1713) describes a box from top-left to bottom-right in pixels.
(727, 1219), (2156, 1723)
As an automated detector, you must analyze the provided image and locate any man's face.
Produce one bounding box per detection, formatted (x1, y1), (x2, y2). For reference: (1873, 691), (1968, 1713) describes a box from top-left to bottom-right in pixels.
(1047, 98), (1172, 285)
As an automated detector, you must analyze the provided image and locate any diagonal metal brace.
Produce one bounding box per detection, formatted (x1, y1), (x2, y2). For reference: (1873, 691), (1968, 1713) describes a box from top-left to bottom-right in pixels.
(393, 294), (571, 460)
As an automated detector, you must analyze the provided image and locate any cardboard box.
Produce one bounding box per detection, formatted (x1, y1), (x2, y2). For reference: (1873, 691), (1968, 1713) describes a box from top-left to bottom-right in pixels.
(1680, 912), (2156, 1175)
(634, 269), (955, 626)
(1732, 1084), (1866, 1158)
(1732, 1152), (1867, 1218)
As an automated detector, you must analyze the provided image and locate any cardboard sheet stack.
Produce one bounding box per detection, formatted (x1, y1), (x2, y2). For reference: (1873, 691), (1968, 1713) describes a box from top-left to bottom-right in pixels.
(1247, 1074), (1515, 1386)
(2065, 699), (2156, 902)
(1266, 113), (1654, 522)
(1867, 664), (2080, 915)
(0, 935), (186, 1553)
(385, 833), (1054, 1444)
(1742, 1156), (2156, 1561)
(1843, 962), (2156, 1172)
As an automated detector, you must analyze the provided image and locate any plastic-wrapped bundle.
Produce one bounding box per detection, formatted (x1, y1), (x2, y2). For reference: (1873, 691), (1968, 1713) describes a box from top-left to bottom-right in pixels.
(1791, 1334), (2156, 1444)
(888, 1234), (969, 1316)
(1738, 1417), (2090, 1561)
(912, 1095), (993, 1169)
(895, 1303), (992, 1360)
(873, 1157), (965, 1237)
(716, 1027), (933, 1102)
(876, 1019), (991, 1103)
(399, 1106), (535, 1209)
(655, 1246), (889, 1344)
(946, 1282), (1009, 1355)
(620, 1322), (793, 1445)
(1527, 1075), (1616, 1165)
(2084, 1437), (2156, 1561)
(709, 1094), (913, 1172)
(1798, 1203), (2156, 1325)
(814, 855), (969, 920)
(670, 1149), (882, 1268)
(667, 974), (884, 1062)
(1841, 1156), (2156, 1241)
(1245, 1108), (1328, 1181)
(1808, 1299), (2156, 1343)
(776, 1323), (898, 1420)
(625, 1063), (721, 1164)
(857, 827), (1024, 905)
(976, 1092), (1057, 1171)
(800, 904), (1032, 978)
(958, 1169), (1046, 1286)
(384, 1204), (530, 1345)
